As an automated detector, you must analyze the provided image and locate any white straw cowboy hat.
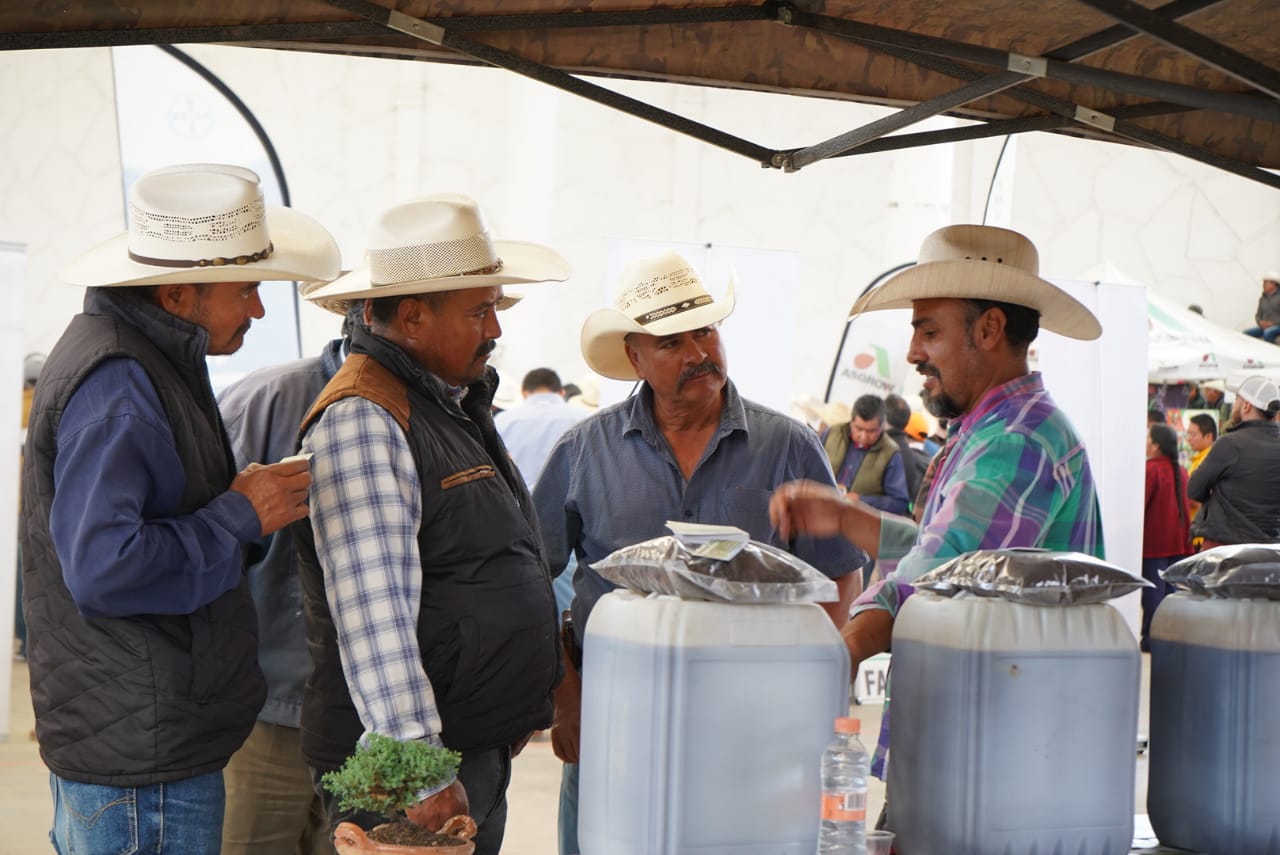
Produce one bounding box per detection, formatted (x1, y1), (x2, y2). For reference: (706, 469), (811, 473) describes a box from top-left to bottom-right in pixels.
(61, 164), (340, 287)
(303, 194), (568, 313)
(580, 251), (736, 381)
(850, 224), (1102, 341)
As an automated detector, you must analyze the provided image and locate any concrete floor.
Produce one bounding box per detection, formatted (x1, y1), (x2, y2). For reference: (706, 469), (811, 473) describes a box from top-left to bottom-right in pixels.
(0, 657), (1163, 853)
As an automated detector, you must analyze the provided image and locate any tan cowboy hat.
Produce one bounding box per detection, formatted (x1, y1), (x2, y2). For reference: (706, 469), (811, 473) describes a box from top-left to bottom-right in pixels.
(303, 194), (567, 312)
(580, 251), (736, 380)
(61, 164), (340, 287)
(850, 224), (1102, 341)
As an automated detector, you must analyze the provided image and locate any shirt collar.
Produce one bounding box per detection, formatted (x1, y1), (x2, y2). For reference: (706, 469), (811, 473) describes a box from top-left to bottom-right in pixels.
(621, 378), (748, 443)
(949, 372), (1045, 438)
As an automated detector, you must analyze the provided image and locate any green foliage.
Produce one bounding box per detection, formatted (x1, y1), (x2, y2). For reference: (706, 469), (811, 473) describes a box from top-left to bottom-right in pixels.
(321, 733), (462, 815)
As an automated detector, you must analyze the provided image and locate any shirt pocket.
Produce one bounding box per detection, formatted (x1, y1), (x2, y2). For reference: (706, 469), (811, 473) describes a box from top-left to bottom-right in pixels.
(718, 487), (774, 540)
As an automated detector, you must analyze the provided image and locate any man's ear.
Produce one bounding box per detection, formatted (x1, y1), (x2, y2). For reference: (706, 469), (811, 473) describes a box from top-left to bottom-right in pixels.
(152, 283), (194, 315)
(398, 295), (427, 329)
(972, 306), (1008, 352)
(623, 337), (645, 378)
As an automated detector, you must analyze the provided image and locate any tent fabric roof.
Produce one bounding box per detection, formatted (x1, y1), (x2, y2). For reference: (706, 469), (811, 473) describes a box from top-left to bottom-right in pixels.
(2, 1), (1278, 185)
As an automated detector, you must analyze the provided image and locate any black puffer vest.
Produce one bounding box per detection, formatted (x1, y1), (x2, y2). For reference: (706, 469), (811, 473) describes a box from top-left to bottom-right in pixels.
(296, 328), (559, 772)
(21, 288), (265, 785)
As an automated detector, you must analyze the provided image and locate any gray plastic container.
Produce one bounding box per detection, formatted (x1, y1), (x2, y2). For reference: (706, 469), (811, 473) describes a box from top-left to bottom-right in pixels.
(578, 590), (849, 855)
(1148, 592), (1280, 855)
(889, 592), (1139, 855)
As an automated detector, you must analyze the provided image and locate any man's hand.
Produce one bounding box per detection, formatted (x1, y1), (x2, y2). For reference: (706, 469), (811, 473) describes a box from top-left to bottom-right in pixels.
(769, 479), (850, 540)
(404, 778), (470, 833)
(841, 608), (894, 669)
(511, 731), (534, 758)
(770, 479), (884, 557)
(230, 458), (312, 537)
(550, 640), (582, 764)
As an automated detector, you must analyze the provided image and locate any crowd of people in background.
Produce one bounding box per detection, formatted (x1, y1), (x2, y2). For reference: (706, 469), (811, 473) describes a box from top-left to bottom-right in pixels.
(1141, 375), (1280, 649)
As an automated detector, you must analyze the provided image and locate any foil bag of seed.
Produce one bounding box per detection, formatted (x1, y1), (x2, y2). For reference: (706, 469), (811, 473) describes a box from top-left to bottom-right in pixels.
(913, 547), (1150, 606)
(589, 535), (838, 604)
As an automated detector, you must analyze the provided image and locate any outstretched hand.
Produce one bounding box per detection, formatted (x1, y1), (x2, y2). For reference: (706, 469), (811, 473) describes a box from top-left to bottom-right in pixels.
(230, 458), (312, 537)
(768, 479), (851, 541)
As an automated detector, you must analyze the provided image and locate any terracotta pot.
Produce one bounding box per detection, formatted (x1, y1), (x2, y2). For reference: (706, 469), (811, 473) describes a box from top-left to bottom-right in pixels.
(332, 816), (477, 855)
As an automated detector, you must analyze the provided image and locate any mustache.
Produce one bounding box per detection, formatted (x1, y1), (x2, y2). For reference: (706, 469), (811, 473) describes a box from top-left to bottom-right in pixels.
(917, 363), (940, 379)
(678, 361), (722, 388)
(475, 339), (497, 360)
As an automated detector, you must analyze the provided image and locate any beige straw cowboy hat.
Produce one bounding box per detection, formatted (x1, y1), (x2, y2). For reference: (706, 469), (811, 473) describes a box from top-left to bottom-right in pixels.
(850, 224), (1102, 341)
(61, 163), (340, 287)
(580, 251), (736, 381)
(303, 194), (568, 314)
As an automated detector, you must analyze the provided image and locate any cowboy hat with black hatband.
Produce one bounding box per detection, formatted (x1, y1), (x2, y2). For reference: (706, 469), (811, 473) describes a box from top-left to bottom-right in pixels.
(303, 194), (567, 314)
(580, 251), (736, 381)
(850, 224), (1102, 341)
(61, 163), (340, 288)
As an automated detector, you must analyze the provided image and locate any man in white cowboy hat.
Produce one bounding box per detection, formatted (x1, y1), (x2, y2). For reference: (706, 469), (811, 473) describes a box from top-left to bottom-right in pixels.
(1200, 378), (1234, 431)
(769, 224), (1105, 819)
(1243, 270), (1280, 344)
(21, 163), (340, 854)
(295, 194), (569, 854)
(533, 250), (866, 855)
(214, 287), (366, 855)
(1188, 375), (1280, 549)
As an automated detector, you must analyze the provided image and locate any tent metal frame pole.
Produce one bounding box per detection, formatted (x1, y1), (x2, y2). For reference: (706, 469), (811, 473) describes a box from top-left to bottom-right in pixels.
(318, 0), (779, 165)
(852, 30), (1280, 188)
(8, 0), (1272, 185)
(786, 70), (1032, 169)
(1070, 0), (1280, 98)
(787, 8), (1280, 122)
(822, 101), (1194, 157)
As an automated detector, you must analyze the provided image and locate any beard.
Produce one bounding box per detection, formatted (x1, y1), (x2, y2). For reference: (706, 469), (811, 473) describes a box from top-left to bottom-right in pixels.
(918, 363), (965, 420)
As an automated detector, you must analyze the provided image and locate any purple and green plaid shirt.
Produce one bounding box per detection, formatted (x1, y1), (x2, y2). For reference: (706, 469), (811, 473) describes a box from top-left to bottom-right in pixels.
(852, 373), (1105, 778)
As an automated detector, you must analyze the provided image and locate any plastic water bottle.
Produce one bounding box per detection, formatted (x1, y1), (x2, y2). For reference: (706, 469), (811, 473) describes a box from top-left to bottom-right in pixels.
(817, 716), (869, 854)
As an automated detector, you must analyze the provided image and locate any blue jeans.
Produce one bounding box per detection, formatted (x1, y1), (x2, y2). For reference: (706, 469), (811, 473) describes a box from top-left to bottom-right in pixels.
(51, 770), (225, 854)
(559, 762), (579, 855)
(1244, 325), (1280, 343)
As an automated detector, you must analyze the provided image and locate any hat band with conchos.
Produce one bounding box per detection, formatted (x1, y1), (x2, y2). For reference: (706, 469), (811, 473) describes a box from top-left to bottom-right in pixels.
(125, 194), (275, 269)
(368, 232), (503, 286)
(635, 293), (713, 325)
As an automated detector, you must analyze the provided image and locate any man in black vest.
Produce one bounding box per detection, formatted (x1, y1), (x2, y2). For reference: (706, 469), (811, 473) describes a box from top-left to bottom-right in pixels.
(296, 195), (569, 854)
(21, 164), (339, 855)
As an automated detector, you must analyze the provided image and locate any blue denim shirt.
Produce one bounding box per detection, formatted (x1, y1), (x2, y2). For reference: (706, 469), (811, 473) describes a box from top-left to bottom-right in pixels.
(218, 338), (344, 727)
(532, 380), (865, 646)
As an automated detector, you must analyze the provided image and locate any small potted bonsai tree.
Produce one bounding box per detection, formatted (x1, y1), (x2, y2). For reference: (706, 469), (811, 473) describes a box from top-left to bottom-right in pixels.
(323, 733), (477, 854)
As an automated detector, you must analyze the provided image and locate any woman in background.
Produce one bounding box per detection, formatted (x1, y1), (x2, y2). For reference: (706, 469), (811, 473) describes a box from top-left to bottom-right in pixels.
(1142, 422), (1190, 651)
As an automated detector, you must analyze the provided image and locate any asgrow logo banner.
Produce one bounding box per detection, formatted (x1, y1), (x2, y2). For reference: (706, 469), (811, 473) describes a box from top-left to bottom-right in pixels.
(828, 309), (911, 405)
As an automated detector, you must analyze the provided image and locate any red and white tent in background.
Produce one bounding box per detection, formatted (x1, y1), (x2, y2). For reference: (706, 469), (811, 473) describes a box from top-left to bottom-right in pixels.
(1146, 290), (1280, 385)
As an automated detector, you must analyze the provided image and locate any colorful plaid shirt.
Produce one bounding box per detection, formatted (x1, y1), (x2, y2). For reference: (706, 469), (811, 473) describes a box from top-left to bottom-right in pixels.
(851, 372), (1105, 778)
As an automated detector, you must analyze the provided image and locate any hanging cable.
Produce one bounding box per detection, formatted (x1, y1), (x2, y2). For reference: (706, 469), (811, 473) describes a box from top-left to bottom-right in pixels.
(156, 44), (302, 357)
(981, 136), (1012, 226)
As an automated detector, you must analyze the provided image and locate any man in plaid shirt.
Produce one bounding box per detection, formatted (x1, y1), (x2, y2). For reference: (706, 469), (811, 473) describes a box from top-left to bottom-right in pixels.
(295, 195), (571, 855)
(770, 224), (1105, 820)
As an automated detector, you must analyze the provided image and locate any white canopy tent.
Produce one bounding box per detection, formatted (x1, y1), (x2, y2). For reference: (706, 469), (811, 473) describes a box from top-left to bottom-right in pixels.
(1147, 290), (1280, 385)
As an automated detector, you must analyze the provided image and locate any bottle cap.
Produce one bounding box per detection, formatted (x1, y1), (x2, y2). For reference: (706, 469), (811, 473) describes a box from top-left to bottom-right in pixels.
(834, 716), (860, 734)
